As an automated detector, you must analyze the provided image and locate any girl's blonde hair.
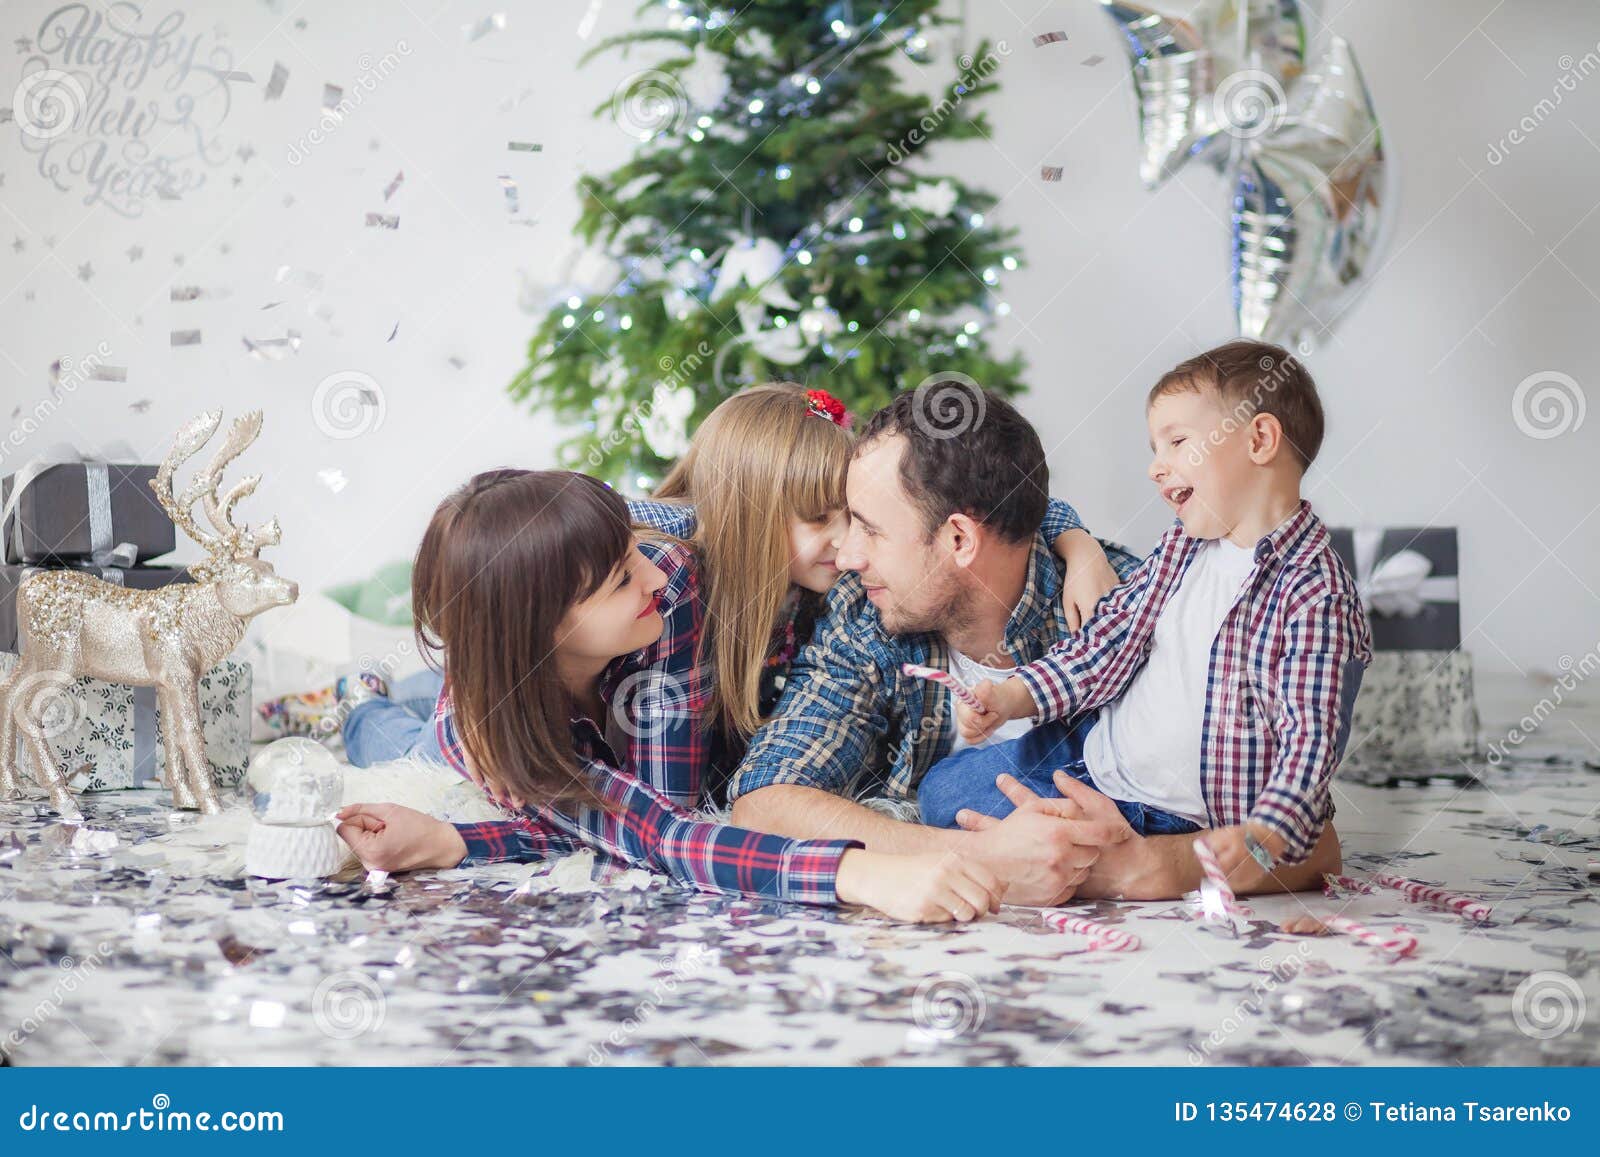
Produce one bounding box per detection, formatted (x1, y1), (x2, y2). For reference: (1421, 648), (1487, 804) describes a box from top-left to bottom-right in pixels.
(654, 383), (851, 738)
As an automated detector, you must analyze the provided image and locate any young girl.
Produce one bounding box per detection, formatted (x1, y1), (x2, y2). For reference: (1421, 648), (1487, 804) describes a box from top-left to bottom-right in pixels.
(629, 383), (1133, 787)
(335, 469), (1002, 923)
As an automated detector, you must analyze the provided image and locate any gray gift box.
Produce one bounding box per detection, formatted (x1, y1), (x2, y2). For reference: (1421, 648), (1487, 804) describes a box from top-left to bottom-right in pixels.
(2, 462), (175, 564)
(0, 652), (252, 792)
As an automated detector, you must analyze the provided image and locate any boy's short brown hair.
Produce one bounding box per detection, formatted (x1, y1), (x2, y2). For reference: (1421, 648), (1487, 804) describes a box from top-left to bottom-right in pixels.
(1147, 340), (1324, 470)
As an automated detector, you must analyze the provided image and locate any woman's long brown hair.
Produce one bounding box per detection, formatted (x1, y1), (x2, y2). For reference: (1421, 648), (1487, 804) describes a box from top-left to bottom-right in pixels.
(412, 469), (631, 809)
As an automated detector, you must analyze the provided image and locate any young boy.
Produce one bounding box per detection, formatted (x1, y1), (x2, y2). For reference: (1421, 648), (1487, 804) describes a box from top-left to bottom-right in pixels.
(916, 340), (1372, 899)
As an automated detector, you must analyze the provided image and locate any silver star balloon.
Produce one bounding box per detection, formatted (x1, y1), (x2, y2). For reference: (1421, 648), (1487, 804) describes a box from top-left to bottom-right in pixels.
(1099, 0), (1306, 187)
(1096, 2), (1390, 346)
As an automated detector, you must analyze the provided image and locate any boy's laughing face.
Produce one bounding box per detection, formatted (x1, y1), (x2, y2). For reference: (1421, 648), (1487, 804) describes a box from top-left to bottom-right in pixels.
(1146, 385), (1256, 540)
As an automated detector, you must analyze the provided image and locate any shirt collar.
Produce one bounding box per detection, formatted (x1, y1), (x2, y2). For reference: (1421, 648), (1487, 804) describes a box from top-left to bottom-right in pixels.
(998, 537), (1063, 657)
(1252, 499), (1323, 569)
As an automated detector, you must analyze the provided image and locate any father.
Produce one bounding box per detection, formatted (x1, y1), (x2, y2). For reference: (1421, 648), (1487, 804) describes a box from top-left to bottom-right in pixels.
(730, 384), (1143, 905)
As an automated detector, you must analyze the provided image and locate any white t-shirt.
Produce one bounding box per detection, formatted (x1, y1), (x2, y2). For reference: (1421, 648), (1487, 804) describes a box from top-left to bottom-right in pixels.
(946, 647), (1037, 754)
(1082, 538), (1258, 823)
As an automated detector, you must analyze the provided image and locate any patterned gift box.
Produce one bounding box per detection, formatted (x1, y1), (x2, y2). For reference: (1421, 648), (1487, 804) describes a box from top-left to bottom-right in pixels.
(0, 653), (251, 791)
(1329, 526), (1481, 771)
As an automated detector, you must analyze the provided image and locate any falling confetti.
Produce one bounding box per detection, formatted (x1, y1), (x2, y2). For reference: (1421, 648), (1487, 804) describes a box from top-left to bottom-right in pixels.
(498, 174), (519, 215)
(447, 355), (466, 370)
(219, 69), (253, 82)
(89, 366), (127, 382)
(170, 330), (201, 347)
(126, 245), (142, 261)
(463, 12), (507, 41)
(1082, 54), (1104, 66)
(322, 83), (343, 113)
(129, 399), (152, 412)
(364, 212), (399, 229)
(317, 467), (348, 493)
(1032, 31), (1068, 46)
(576, 0), (603, 39)
(387, 321), (399, 342)
(1040, 166), (1063, 181)
(507, 141), (542, 152)
(77, 262), (94, 281)
(242, 331), (302, 360)
(383, 171), (404, 201)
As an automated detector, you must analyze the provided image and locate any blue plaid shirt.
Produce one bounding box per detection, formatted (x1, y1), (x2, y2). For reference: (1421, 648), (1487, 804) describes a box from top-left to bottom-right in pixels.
(730, 530), (1142, 804)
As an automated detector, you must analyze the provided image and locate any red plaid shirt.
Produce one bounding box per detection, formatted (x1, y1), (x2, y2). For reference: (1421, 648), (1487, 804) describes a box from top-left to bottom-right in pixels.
(438, 540), (860, 904)
(1016, 502), (1372, 863)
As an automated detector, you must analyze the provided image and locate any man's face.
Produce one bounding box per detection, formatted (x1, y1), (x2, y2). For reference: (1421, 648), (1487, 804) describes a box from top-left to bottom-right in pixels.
(835, 434), (964, 635)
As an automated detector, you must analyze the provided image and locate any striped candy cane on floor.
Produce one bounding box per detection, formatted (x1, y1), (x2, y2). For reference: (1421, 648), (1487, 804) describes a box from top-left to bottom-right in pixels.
(1041, 911), (1142, 952)
(1190, 836), (1252, 933)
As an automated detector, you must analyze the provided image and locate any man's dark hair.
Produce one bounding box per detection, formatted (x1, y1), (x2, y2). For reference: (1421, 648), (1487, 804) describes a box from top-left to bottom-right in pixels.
(1148, 339), (1325, 469)
(855, 380), (1047, 543)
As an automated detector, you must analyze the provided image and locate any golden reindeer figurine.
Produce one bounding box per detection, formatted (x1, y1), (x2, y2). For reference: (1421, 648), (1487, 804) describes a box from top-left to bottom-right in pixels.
(0, 410), (298, 818)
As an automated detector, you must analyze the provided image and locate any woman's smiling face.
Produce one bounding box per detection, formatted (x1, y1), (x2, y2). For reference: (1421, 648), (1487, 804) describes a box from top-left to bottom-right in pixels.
(554, 538), (669, 666)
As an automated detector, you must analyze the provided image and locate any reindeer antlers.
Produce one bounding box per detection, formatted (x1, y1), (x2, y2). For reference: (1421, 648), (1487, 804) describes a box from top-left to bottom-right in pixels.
(149, 409), (281, 560)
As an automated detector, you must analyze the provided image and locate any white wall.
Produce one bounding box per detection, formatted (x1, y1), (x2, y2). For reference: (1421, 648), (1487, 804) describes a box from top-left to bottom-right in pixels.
(1, 0), (1596, 679)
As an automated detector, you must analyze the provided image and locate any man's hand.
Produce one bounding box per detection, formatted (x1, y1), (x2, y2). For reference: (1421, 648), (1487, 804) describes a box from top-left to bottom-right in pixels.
(953, 772), (1131, 906)
(835, 849), (1004, 923)
(1056, 531), (1122, 632)
(954, 677), (1036, 744)
(335, 802), (468, 872)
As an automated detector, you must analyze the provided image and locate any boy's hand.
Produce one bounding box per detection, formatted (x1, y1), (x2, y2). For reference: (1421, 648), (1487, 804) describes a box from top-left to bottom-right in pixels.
(1056, 532), (1122, 632)
(836, 848), (1004, 923)
(954, 677), (1036, 744)
(335, 802), (468, 872)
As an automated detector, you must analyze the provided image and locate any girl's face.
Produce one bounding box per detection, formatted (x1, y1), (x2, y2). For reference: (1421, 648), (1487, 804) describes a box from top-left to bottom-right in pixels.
(555, 539), (669, 666)
(787, 509), (848, 593)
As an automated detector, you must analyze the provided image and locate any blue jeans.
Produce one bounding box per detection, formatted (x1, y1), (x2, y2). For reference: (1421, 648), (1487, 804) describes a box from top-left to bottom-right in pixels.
(918, 712), (1203, 836)
(342, 670), (447, 767)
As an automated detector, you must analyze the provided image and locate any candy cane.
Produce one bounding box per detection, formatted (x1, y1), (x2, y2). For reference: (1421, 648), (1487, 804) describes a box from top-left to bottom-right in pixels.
(1371, 873), (1492, 923)
(1322, 873), (1377, 898)
(1325, 916), (1418, 960)
(1042, 911), (1141, 952)
(902, 663), (987, 713)
(1191, 837), (1251, 930)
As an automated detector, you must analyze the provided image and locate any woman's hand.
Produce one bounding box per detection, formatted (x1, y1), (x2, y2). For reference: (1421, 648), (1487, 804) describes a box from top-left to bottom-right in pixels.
(1054, 529), (1122, 632)
(335, 802), (468, 872)
(835, 849), (1003, 923)
(954, 677), (1035, 744)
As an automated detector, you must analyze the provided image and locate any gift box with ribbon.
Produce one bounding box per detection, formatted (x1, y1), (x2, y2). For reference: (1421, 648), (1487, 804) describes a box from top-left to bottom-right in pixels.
(1, 445), (176, 565)
(0, 652), (251, 792)
(1327, 527), (1460, 651)
(1329, 526), (1480, 773)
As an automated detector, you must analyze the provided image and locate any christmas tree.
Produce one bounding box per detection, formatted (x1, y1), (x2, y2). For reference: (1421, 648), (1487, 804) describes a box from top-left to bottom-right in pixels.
(510, 0), (1027, 488)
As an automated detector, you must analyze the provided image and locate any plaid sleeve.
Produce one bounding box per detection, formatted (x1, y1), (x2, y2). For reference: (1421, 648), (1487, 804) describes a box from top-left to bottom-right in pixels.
(1250, 587), (1373, 864)
(1039, 496), (1084, 539)
(627, 499), (697, 538)
(616, 540), (709, 808)
(729, 586), (892, 800)
(1015, 534), (1174, 722)
(539, 763), (861, 904)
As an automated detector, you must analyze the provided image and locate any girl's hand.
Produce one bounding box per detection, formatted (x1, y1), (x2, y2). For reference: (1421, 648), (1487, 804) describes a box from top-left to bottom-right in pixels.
(836, 849), (1003, 923)
(1056, 530), (1122, 632)
(335, 802), (468, 872)
(954, 677), (1034, 744)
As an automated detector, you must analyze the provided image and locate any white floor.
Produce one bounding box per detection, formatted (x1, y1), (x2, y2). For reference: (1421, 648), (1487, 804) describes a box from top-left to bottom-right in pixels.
(1, 674), (1597, 1066)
